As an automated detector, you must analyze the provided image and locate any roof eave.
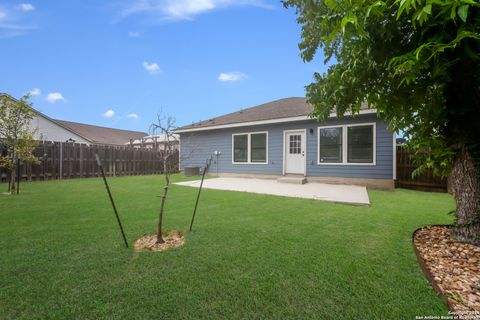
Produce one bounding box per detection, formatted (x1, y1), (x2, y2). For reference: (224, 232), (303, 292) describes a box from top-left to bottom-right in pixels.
(175, 109), (377, 133)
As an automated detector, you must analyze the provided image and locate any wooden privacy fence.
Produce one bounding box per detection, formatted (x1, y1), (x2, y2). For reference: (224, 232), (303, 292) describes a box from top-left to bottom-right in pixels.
(395, 146), (448, 192)
(1, 142), (448, 193)
(0, 142), (179, 182)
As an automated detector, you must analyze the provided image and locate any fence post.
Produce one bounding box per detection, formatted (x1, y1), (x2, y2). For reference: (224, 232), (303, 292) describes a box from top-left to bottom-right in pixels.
(79, 144), (84, 178)
(59, 142), (63, 180)
(113, 148), (116, 177)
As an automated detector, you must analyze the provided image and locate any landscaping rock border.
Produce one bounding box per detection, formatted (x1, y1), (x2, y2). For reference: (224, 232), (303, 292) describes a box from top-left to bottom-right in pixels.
(413, 225), (480, 313)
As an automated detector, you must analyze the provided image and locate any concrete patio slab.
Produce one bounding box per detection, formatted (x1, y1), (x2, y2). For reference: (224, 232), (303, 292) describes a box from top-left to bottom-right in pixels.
(175, 177), (370, 205)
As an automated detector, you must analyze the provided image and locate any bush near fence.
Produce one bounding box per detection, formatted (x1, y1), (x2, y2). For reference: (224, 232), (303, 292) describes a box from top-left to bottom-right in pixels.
(395, 146), (448, 193)
(0, 141), (179, 182)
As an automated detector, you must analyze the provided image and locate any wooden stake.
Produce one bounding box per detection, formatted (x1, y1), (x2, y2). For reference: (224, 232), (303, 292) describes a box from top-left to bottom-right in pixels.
(189, 156), (212, 232)
(96, 154), (128, 248)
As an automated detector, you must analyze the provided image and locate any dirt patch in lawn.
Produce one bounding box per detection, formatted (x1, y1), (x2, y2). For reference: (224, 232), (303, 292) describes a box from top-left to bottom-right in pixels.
(413, 226), (480, 313)
(134, 230), (185, 252)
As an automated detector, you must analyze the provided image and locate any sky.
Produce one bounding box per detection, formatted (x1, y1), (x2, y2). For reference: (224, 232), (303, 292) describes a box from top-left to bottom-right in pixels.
(0, 0), (328, 133)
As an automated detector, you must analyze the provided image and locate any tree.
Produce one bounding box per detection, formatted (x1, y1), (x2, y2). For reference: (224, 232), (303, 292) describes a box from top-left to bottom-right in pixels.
(150, 113), (177, 244)
(0, 94), (39, 194)
(283, 0), (480, 244)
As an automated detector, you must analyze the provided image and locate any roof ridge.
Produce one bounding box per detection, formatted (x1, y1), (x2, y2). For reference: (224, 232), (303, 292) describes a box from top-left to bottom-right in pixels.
(204, 97), (307, 121)
(55, 119), (147, 135)
(0, 93), (95, 143)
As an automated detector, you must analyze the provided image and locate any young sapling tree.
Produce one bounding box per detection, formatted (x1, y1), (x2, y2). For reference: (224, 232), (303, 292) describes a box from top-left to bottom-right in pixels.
(0, 94), (39, 194)
(150, 113), (177, 244)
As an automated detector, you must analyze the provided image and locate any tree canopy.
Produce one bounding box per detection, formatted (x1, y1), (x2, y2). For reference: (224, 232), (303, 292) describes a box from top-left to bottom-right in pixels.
(284, 0), (479, 176)
(284, 0), (480, 244)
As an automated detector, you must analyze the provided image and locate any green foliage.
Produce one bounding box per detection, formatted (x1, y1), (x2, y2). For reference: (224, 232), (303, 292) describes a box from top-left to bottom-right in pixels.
(283, 0), (480, 177)
(0, 94), (40, 169)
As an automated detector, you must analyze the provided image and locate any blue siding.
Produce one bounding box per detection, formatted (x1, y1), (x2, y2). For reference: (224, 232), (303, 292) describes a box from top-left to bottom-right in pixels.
(179, 114), (393, 179)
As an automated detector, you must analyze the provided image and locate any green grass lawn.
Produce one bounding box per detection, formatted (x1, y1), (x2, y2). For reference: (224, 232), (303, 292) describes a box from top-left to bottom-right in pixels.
(0, 175), (455, 319)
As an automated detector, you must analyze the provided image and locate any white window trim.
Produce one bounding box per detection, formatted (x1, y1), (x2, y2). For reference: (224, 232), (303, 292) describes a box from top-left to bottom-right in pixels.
(231, 131), (269, 165)
(317, 122), (376, 166)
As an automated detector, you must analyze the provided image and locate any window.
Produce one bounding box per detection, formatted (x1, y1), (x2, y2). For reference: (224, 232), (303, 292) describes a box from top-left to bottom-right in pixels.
(318, 123), (375, 165)
(233, 135), (248, 163)
(319, 127), (342, 163)
(289, 134), (301, 154)
(348, 125), (373, 163)
(251, 133), (267, 162)
(232, 132), (268, 164)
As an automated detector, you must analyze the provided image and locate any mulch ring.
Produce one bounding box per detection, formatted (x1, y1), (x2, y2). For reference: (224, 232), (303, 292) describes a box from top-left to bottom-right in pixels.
(413, 226), (480, 312)
(134, 230), (185, 252)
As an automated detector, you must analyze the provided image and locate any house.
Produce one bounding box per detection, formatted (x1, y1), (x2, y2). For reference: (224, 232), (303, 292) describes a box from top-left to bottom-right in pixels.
(175, 97), (396, 190)
(53, 119), (147, 146)
(1, 93), (147, 145)
(127, 134), (180, 150)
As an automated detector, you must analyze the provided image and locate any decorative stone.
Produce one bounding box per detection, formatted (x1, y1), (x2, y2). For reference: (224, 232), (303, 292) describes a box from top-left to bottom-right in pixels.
(468, 294), (478, 304)
(414, 226), (480, 312)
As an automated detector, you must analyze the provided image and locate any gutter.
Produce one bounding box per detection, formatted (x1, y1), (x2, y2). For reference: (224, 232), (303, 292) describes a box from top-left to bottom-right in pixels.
(175, 109), (377, 133)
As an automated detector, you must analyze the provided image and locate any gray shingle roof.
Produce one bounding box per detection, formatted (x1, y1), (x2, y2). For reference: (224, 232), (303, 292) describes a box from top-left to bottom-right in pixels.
(54, 120), (147, 145)
(176, 97), (372, 132)
(177, 97), (312, 131)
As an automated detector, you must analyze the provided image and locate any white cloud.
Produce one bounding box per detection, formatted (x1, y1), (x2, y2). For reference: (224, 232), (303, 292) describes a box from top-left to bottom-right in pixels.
(218, 71), (247, 82)
(128, 31), (140, 37)
(18, 3), (35, 11)
(165, 0), (215, 18)
(29, 88), (41, 96)
(143, 61), (161, 74)
(46, 92), (65, 103)
(127, 113), (139, 119)
(103, 109), (115, 118)
(121, 0), (273, 21)
(0, 7), (37, 38)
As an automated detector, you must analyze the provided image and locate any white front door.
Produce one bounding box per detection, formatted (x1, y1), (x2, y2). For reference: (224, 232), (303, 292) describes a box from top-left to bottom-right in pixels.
(284, 130), (306, 175)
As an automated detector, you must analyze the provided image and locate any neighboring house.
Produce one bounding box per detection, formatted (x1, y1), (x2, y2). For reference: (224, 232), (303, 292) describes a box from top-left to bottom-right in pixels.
(128, 134), (180, 151)
(1, 93), (147, 146)
(53, 119), (147, 146)
(29, 113), (91, 144)
(175, 97), (396, 190)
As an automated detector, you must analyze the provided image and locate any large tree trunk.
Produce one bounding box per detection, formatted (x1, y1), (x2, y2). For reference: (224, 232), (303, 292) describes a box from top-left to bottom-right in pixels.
(449, 148), (480, 245)
(443, 43), (480, 245)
